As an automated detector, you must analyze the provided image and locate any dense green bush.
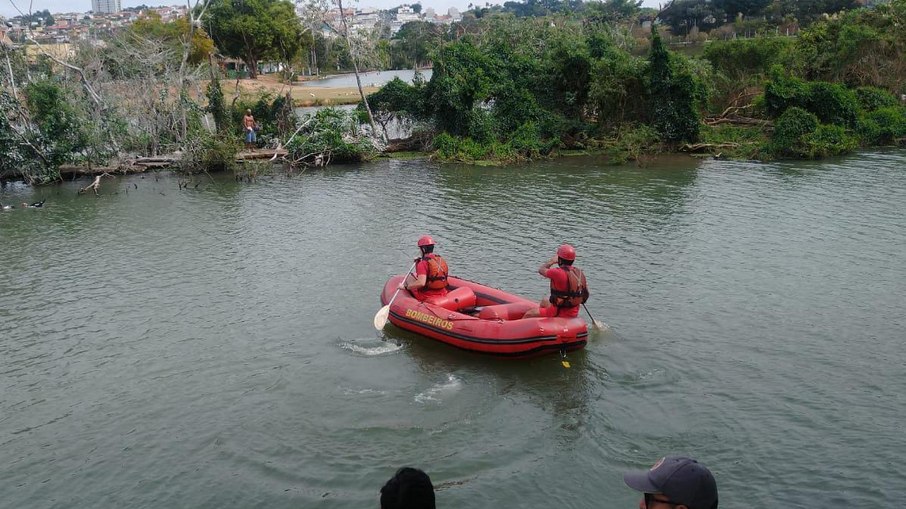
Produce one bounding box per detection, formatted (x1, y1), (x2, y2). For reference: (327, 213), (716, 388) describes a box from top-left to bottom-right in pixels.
(764, 71), (861, 127)
(801, 124), (859, 158)
(854, 86), (899, 112)
(603, 124), (662, 164)
(769, 106), (819, 156)
(206, 76), (229, 133)
(589, 47), (647, 127)
(703, 37), (794, 79)
(768, 107), (859, 158)
(180, 132), (241, 173)
(286, 107), (377, 165)
(763, 70), (811, 118)
(509, 121), (560, 158)
(24, 80), (87, 168)
(646, 33), (706, 143)
(857, 106), (906, 145)
(805, 81), (860, 127)
(365, 77), (425, 118)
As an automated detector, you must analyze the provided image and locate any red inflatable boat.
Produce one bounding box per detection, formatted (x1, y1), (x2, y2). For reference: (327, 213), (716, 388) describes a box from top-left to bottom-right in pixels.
(379, 275), (588, 357)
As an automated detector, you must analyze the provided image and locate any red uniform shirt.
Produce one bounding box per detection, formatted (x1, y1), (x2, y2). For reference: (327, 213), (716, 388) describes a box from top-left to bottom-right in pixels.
(540, 267), (580, 318)
(413, 254), (448, 300)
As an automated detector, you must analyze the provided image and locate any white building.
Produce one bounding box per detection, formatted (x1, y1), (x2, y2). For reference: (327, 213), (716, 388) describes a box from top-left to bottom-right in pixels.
(92, 0), (122, 14)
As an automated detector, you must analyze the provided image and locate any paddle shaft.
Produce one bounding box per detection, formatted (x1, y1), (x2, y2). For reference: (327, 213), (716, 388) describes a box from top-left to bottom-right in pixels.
(582, 303), (605, 330)
(386, 260), (418, 307)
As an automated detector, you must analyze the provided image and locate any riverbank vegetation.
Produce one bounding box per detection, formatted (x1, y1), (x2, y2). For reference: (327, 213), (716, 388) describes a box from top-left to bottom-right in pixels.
(365, 0), (905, 163)
(0, 0), (904, 185)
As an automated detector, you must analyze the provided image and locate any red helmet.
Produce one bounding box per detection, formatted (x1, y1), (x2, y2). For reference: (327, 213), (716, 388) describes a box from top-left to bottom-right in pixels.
(417, 235), (435, 247)
(557, 244), (576, 261)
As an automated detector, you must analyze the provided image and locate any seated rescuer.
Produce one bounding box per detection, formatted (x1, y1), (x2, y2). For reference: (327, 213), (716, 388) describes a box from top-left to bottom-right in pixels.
(623, 455), (718, 509)
(523, 244), (589, 319)
(400, 235), (449, 301)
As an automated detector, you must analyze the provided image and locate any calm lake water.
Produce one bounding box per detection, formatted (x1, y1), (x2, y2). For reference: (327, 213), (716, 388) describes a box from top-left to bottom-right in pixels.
(1, 151), (904, 508)
(300, 69), (432, 89)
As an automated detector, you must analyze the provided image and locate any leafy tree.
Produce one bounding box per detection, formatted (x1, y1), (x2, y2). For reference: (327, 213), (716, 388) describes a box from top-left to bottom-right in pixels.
(659, 0), (727, 35)
(790, 0), (906, 91)
(391, 21), (444, 69)
(763, 70), (860, 127)
(204, 0), (304, 78)
(646, 32), (706, 142)
(425, 40), (497, 137)
(22, 81), (89, 176)
(129, 12), (216, 66)
(584, 0), (644, 24)
(589, 45), (647, 127)
(713, 0), (771, 18)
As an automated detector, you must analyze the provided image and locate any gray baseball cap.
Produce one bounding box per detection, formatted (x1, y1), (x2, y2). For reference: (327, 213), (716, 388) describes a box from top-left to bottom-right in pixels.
(623, 456), (718, 509)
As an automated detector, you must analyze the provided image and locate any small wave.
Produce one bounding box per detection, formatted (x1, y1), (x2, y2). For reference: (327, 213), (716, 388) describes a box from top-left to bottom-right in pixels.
(338, 338), (402, 356)
(415, 374), (462, 404)
(340, 387), (387, 396)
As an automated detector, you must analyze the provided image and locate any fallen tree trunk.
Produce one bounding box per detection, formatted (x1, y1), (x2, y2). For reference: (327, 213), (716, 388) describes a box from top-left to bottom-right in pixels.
(704, 116), (772, 128)
(681, 142), (743, 152)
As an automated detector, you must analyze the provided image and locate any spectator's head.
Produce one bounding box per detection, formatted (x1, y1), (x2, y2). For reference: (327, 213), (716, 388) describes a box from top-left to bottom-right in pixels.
(380, 467), (435, 509)
(623, 456), (718, 509)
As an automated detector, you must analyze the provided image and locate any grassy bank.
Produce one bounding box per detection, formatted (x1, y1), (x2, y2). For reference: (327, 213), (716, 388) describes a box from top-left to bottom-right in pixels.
(229, 74), (377, 107)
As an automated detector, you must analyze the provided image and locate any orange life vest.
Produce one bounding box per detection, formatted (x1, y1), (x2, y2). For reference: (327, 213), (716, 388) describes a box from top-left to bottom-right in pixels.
(549, 266), (589, 308)
(423, 254), (449, 290)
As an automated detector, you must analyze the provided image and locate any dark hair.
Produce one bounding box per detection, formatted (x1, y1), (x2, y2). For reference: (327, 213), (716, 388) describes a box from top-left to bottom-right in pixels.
(558, 257), (573, 266)
(380, 467), (435, 509)
(420, 245), (435, 255)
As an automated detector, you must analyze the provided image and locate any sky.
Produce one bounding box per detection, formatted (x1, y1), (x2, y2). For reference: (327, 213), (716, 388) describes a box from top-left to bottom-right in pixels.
(0, 0), (666, 19)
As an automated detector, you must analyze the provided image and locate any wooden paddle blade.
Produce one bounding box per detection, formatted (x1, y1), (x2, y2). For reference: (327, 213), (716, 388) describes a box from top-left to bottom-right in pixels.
(373, 305), (391, 330)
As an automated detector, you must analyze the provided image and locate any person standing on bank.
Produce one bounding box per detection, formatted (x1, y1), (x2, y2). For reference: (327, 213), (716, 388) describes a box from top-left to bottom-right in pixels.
(623, 455), (719, 509)
(523, 243), (589, 318)
(400, 235), (449, 302)
(242, 109), (257, 150)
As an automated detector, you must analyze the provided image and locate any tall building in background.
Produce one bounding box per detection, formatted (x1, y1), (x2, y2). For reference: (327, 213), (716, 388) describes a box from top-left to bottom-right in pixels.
(92, 0), (122, 14)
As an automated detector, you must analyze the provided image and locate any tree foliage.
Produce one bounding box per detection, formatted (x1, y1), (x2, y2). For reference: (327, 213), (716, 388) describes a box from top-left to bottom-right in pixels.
(129, 12), (216, 66)
(646, 33), (706, 142)
(205, 0), (304, 78)
(391, 21), (445, 69)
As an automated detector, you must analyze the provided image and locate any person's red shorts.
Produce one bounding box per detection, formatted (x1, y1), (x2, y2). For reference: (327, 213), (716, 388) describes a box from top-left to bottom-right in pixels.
(538, 305), (580, 318)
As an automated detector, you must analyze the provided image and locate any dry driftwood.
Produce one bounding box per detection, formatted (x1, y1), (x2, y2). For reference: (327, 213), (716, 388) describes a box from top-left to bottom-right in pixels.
(704, 115), (772, 128)
(78, 173), (112, 195)
(236, 148), (288, 160)
(681, 142), (744, 152)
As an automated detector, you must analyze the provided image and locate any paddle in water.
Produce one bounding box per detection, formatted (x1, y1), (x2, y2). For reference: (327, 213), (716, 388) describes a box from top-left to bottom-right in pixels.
(583, 304), (608, 331)
(374, 260), (418, 330)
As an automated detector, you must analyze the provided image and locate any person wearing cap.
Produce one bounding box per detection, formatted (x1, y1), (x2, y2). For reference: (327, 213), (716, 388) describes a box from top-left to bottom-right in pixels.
(380, 466), (435, 509)
(623, 455), (719, 509)
(522, 244), (589, 319)
(400, 235), (449, 301)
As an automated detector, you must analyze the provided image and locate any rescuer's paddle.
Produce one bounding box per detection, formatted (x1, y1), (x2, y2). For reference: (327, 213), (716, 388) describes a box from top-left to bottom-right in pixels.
(374, 260), (418, 330)
(582, 304), (607, 331)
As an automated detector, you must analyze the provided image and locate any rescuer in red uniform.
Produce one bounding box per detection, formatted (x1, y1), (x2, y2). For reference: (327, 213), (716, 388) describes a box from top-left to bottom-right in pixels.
(400, 235), (449, 301)
(523, 244), (589, 319)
